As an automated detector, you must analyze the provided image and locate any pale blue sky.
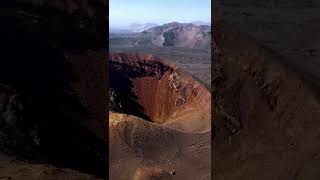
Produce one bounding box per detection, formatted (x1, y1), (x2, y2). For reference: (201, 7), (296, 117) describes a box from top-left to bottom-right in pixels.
(110, 0), (211, 28)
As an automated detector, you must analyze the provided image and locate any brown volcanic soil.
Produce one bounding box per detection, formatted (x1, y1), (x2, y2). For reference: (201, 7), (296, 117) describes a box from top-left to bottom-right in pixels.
(0, 152), (101, 180)
(215, 0), (320, 97)
(212, 20), (320, 179)
(109, 53), (211, 179)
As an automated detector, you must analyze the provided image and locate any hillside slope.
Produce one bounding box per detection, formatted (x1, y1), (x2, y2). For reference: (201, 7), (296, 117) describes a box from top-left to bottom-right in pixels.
(213, 20), (320, 180)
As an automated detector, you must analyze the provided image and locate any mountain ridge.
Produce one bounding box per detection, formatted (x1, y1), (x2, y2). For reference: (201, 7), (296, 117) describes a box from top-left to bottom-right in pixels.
(110, 22), (211, 49)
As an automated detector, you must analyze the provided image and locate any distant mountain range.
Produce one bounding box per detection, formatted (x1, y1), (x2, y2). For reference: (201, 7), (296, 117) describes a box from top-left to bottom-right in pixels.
(109, 22), (211, 49)
(110, 23), (158, 34)
(128, 23), (159, 33)
(191, 21), (211, 26)
(110, 21), (210, 34)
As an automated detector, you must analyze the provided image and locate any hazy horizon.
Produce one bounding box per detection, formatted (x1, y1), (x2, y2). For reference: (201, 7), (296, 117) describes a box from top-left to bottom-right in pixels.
(110, 0), (211, 29)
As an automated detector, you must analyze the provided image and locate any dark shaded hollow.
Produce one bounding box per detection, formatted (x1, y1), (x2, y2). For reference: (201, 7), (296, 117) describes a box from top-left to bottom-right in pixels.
(109, 59), (170, 123)
(0, 25), (105, 178)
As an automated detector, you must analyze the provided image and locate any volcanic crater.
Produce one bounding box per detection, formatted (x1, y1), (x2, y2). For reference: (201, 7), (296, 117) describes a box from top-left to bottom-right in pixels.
(109, 53), (211, 133)
(109, 53), (211, 180)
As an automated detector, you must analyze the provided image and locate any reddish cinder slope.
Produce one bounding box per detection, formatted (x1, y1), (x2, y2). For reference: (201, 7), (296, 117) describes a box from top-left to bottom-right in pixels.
(212, 20), (320, 179)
